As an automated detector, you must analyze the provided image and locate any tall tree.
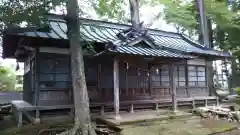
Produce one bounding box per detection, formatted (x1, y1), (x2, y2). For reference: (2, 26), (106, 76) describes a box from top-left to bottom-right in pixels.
(61, 0), (96, 135)
(129, 0), (140, 26)
(0, 0), (96, 135)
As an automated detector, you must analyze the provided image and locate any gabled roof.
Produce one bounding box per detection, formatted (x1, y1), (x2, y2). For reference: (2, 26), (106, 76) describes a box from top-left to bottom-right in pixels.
(3, 14), (231, 59)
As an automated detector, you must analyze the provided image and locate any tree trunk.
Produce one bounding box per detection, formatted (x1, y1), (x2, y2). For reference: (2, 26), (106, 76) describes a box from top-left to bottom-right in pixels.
(129, 0), (140, 26)
(58, 0), (96, 135)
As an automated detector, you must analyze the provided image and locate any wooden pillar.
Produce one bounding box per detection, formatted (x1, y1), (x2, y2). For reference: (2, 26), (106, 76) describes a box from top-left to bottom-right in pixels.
(113, 58), (121, 119)
(170, 64), (177, 112)
(125, 62), (128, 96)
(130, 104), (134, 113)
(97, 63), (102, 99)
(148, 63), (152, 96)
(185, 60), (190, 97)
(17, 112), (23, 128)
(192, 100), (196, 109)
(205, 99), (208, 107)
(97, 64), (101, 91)
(35, 50), (40, 120)
(100, 105), (104, 116)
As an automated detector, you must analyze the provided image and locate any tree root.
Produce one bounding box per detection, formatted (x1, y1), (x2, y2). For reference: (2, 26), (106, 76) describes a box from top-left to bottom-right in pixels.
(57, 124), (97, 135)
(37, 127), (67, 135)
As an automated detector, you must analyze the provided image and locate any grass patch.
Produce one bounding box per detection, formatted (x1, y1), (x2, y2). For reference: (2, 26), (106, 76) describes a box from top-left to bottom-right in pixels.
(200, 119), (236, 133)
(121, 117), (237, 135)
(0, 116), (74, 135)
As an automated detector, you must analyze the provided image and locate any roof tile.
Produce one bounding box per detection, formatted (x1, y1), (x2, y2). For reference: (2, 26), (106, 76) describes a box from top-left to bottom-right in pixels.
(12, 17), (231, 57)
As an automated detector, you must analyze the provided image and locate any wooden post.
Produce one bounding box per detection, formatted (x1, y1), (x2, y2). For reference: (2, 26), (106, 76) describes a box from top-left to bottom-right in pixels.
(97, 64), (101, 92)
(35, 50), (40, 121)
(170, 64), (177, 112)
(216, 96), (220, 106)
(130, 104), (134, 113)
(185, 60), (190, 97)
(155, 103), (159, 112)
(113, 58), (121, 119)
(18, 112), (23, 128)
(148, 63), (152, 96)
(205, 99), (208, 107)
(100, 105), (104, 116)
(97, 63), (102, 99)
(125, 62), (128, 96)
(192, 100), (196, 109)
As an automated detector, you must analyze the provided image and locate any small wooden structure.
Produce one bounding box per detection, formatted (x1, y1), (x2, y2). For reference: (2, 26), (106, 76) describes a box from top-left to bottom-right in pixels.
(2, 14), (231, 124)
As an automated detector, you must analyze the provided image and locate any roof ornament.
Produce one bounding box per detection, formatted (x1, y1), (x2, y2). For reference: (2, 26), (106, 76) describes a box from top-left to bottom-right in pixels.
(116, 21), (150, 44)
(105, 41), (118, 51)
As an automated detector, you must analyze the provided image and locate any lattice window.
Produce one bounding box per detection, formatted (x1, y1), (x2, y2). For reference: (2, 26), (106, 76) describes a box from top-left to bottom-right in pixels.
(151, 65), (170, 87)
(188, 66), (206, 87)
(175, 65), (186, 87)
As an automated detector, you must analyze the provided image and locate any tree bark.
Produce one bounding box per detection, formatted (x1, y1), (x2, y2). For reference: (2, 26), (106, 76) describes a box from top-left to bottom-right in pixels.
(58, 0), (96, 135)
(129, 0), (140, 26)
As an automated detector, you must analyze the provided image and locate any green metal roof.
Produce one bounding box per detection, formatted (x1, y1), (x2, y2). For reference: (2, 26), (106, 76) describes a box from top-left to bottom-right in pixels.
(108, 46), (194, 58)
(6, 15), (231, 58)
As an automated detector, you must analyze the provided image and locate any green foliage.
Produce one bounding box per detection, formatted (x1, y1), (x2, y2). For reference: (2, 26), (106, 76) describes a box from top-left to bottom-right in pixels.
(0, 65), (16, 91)
(0, 0), (67, 32)
(159, 0), (197, 32)
(93, 0), (127, 23)
(154, 0), (240, 59)
(15, 85), (23, 91)
(234, 87), (240, 95)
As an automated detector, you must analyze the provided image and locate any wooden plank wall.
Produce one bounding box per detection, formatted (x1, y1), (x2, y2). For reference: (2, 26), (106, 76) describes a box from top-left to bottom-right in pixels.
(24, 47), (209, 106)
(36, 50), (72, 106)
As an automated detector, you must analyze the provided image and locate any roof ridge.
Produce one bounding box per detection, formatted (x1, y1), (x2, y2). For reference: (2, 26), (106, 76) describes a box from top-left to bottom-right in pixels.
(46, 13), (182, 39)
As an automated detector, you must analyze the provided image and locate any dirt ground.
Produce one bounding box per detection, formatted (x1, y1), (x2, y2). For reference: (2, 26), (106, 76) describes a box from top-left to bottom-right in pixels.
(121, 117), (240, 135)
(1, 116), (240, 135)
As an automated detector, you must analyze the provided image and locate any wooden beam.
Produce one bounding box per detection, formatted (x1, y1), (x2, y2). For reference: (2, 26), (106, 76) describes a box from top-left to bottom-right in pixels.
(170, 64), (177, 112)
(113, 58), (120, 119)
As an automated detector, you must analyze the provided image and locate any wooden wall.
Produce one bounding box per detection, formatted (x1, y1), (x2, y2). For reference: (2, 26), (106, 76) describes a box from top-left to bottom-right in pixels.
(37, 52), (72, 106)
(23, 51), (35, 105)
(22, 47), (209, 106)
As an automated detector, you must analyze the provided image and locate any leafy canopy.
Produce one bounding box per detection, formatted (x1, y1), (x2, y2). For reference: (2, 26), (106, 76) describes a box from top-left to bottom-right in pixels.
(0, 0), (68, 31)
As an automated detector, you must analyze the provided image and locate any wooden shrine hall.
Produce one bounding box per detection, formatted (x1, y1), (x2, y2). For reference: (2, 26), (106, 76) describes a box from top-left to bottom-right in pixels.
(2, 14), (231, 126)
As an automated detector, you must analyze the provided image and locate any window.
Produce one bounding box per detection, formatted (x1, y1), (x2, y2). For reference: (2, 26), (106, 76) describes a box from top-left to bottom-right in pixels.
(188, 66), (206, 87)
(39, 54), (71, 90)
(151, 65), (170, 87)
(175, 65), (186, 87)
